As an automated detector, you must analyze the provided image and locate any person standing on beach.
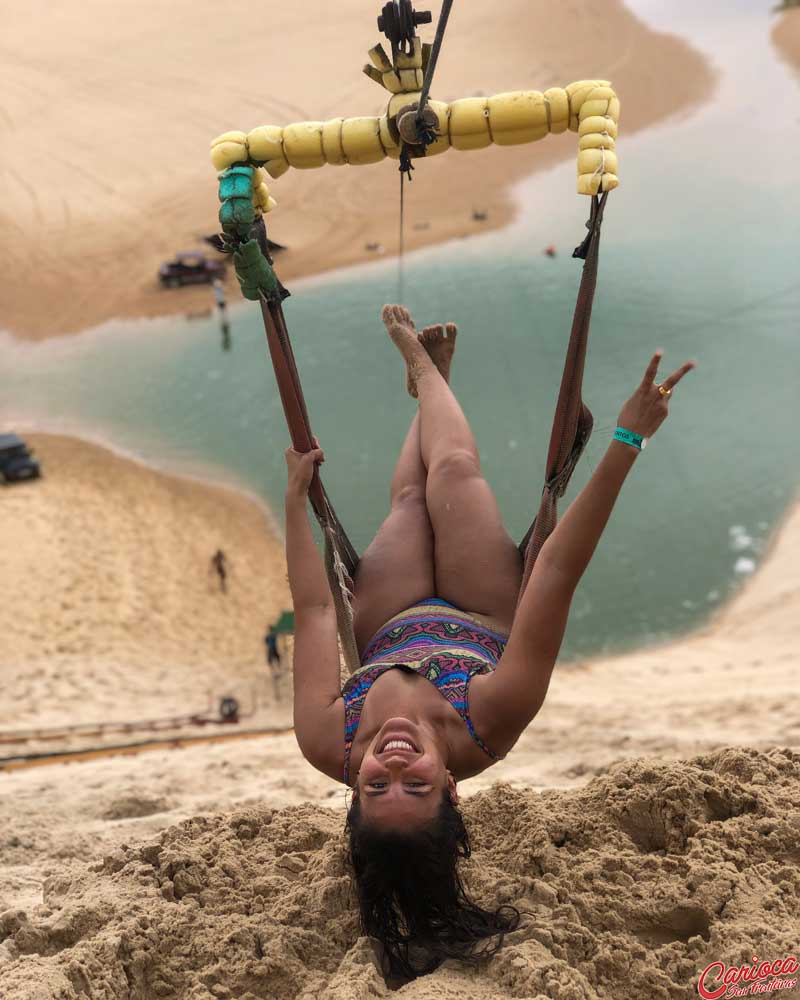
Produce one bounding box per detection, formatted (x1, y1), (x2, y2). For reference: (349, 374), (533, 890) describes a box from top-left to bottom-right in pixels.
(284, 305), (695, 980)
(264, 624), (282, 698)
(212, 278), (231, 352)
(210, 548), (228, 593)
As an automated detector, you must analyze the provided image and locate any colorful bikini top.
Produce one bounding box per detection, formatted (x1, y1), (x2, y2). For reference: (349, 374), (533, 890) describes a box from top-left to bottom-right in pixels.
(341, 599), (509, 785)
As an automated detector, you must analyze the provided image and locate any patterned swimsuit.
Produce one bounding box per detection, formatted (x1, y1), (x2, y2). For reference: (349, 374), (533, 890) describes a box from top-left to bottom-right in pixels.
(342, 599), (509, 784)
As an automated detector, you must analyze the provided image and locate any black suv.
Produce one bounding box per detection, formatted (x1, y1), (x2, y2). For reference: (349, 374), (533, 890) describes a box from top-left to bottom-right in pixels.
(0, 434), (41, 484)
(159, 252), (225, 288)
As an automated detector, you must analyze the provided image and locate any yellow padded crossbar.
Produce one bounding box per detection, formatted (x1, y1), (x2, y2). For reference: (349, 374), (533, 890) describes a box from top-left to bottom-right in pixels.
(210, 24), (619, 219)
(211, 79), (618, 217)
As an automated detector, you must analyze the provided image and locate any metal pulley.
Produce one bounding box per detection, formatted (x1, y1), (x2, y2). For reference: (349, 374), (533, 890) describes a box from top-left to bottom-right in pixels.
(396, 102), (439, 148)
(377, 0), (431, 56)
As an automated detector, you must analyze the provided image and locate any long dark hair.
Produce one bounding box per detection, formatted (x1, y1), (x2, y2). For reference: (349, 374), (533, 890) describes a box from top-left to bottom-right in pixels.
(345, 791), (519, 981)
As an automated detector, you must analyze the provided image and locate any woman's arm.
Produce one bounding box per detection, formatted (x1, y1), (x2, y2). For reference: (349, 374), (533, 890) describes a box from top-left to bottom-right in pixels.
(481, 351), (696, 739)
(285, 446), (345, 779)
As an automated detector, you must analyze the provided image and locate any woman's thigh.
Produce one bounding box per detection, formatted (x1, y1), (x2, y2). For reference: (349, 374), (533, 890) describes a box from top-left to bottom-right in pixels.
(351, 486), (435, 655)
(426, 450), (523, 625)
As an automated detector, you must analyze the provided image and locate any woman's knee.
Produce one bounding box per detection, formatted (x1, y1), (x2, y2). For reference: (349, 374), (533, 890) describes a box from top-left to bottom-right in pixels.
(429, 448), (481, 484)
(390, 482), (427, 509)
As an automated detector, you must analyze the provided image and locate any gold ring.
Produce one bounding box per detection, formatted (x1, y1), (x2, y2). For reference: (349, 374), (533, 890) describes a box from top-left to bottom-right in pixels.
(658, 384), (672, 398)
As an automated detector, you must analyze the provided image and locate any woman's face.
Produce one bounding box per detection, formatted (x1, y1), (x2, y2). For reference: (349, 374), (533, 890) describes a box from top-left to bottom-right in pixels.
(355, 718), (456, 829)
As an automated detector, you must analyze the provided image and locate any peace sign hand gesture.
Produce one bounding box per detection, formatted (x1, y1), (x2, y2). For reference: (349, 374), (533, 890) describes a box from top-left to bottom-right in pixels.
(617, 351), (696, 441)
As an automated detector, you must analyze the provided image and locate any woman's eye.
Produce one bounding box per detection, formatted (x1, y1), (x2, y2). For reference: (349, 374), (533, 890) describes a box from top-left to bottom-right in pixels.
(368, 782), (387, 789)
(406, 781), (425, 788)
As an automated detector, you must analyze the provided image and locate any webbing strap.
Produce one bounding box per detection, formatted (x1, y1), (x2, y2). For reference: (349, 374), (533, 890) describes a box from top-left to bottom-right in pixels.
(259, 294), (362, 671)
(517, 191), (609, 598)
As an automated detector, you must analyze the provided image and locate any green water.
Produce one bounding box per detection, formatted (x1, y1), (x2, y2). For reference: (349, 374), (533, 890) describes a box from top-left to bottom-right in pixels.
(2, 0), (798, 659)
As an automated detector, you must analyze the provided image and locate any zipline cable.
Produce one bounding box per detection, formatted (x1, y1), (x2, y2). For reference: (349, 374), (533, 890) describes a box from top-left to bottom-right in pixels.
(397, 0), (455, 301)
(399, 168), (406, 301)
(417, 0), (454, 124)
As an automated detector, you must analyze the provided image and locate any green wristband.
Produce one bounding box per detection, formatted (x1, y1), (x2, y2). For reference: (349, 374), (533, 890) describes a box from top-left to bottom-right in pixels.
(614, 426), (646, 451)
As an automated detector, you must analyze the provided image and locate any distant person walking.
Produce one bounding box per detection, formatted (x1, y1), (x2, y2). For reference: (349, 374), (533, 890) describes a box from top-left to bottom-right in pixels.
(265, 624), (283, 700)
(210, 548), (228, 593)
(212, 278), (232, 352)
(265, 625), (281, 669)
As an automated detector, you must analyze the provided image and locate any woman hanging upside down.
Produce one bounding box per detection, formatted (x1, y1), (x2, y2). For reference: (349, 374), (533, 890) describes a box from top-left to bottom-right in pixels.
(285, 304), (695, 981)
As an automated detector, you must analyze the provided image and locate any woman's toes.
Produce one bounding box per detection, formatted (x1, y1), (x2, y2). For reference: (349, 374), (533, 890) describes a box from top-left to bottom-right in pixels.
(445, 322), (458, 340)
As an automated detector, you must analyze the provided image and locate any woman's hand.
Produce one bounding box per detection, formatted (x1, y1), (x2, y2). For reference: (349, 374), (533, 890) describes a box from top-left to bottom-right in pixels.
(617, 351), (696, 440)
(285, 439), (324, 501)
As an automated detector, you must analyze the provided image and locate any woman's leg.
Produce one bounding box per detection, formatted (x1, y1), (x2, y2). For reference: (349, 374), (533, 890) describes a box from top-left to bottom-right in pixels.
(382, 306), (522, 626)
(351, 411), (435, 655)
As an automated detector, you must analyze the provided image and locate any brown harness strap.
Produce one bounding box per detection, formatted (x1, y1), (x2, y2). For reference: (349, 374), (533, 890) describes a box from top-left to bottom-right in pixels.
(259, 293), (361, 673)
(517, 191), (609, 596)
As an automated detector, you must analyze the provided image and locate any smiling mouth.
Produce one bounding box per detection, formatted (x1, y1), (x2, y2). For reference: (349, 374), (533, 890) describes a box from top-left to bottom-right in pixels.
(378, 737), (418, 754)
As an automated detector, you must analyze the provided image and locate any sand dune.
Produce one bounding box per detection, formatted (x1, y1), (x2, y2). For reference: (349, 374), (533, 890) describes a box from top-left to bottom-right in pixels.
(0, 0), (713, 340)
(0, 434), (291, 731)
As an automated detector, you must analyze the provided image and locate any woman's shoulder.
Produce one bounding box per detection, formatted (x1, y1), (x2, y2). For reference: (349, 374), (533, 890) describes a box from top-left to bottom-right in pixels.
(466, 670), (529, 758)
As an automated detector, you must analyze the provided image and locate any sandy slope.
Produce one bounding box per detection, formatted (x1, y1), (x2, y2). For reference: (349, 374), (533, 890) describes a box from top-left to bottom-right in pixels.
(772, 7), (800, 74)
(0, 434), (292, 730)
(0, 0), (713, 340)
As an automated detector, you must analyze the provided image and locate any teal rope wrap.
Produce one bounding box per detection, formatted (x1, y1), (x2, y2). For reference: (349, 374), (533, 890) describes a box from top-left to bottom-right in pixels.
(233, 239), (280, 301)
(218, 165), (256, 237)
(217, 165), (282, 301)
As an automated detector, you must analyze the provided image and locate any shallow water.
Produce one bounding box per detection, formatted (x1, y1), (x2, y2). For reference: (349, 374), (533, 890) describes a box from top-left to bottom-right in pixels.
(2, 0), (798, 659)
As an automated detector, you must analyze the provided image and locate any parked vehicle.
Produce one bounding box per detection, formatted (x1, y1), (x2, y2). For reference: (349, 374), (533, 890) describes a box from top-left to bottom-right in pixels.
(0, 433), (41, 483)
(159, 252), (225, 288)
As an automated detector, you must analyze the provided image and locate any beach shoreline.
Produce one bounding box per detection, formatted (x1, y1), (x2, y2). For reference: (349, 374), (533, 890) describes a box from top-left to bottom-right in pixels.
(0, 0), (714, 341)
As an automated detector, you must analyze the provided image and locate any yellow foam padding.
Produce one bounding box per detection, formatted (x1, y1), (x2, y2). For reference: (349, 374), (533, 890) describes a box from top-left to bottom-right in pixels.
(579, 132), (616, 151)
(210, 130), (249, 171)
(211, 80), (619, 197)
(322, 119), (346, 165)
(341, 117), (385, 164)
(283, 122), (325, 168)
(264, 158), (290, 179)
(488, 90), (549, 146)
(544, 87), (569, 134)
(448, 97), (491, 150)
(387, 91), (422, 119)
(395, 37), (423, 70)
(578, 116), (618, 139)
(577, 148), (618, 176)
(578, 172), (618, 195)
(368, 44), (393, 73)
(254, 182), (275, 213)
(378, 117), (401, 159)
(247, 125), (285, 165)
(422, 100), (451, 157)
(398, 68), (424, 91)
(565, 79), (610, 129)
(380, 71), (404, 94)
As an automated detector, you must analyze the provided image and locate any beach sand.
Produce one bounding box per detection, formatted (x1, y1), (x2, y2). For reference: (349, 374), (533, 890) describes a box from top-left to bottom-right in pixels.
(1, 434), (798, 996)
(0, 434), (292, 732)
(0, 0), (713, 341)
(773, 7), (800, 74)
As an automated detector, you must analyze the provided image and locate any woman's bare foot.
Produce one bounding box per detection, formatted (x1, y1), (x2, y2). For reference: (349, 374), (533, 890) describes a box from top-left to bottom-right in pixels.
(419, 323), (457, 385)
(381, 304), (435, 398)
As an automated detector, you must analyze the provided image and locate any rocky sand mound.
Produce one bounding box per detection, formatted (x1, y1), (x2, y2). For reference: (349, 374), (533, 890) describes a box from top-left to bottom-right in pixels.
(1, 747), (798, 999)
